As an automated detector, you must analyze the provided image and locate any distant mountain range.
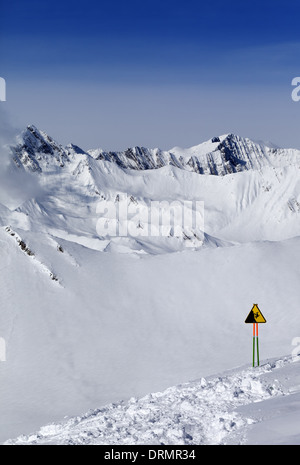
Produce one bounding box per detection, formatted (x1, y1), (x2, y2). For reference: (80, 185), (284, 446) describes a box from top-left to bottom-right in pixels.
(11, 124), (300, 176)
(0, 123), (296, 252)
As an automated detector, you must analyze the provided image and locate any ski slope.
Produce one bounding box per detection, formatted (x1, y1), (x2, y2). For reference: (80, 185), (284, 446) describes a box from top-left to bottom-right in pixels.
(4, 356), (300, 445)
(0, 227), (299, 443)
(0, 126), (300, 444)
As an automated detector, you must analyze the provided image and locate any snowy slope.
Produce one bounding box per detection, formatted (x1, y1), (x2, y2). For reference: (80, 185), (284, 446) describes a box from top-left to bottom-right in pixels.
(5, 356), (300, 445)
(0, 125), (300, 444)
(1, 228), (300, 443)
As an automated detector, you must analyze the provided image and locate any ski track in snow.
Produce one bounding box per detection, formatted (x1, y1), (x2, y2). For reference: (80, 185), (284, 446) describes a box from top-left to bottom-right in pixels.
(5, 357), (292, 446)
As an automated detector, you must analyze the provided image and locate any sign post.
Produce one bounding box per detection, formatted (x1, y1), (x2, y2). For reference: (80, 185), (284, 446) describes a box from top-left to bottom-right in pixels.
(245, 304), (266, 367)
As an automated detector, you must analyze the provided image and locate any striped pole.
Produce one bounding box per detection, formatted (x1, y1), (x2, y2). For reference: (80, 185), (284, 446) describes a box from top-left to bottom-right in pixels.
(256, 323), (259, 366)
(253, 323), (255, 367)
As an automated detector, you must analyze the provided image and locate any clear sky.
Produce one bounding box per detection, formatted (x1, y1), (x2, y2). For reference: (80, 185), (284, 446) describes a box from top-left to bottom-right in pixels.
(1, 0), (300, 151)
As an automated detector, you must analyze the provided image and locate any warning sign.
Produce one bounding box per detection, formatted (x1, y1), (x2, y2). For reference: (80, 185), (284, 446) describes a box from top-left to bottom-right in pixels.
(245, 304), (266, 323)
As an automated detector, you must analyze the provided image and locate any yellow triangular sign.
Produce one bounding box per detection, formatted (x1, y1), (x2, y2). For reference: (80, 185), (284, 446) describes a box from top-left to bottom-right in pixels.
(245, 304), (266, 323)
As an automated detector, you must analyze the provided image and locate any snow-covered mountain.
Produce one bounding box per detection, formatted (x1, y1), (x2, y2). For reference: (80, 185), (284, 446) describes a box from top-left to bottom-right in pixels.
(12, 124), (300, 176)
(6, 124), (300, 248)
(0, 125), (300, 444)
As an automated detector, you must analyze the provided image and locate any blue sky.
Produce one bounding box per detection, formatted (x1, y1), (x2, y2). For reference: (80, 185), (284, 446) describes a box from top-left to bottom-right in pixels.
(1, 0), (300, 150)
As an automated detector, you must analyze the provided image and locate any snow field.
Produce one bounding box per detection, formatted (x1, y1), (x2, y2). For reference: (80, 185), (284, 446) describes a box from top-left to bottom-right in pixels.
(5, 356), (298, 445)
(1, 126), (300, 444)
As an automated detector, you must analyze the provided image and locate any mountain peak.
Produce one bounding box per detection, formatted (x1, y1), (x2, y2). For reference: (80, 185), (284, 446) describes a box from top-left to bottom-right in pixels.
(65, 143), (87, 155)
(10, 125), (300, 177)
(12, 125), (69, 172)
(26, 123), (40, 132)
(24, 124), (54, 146)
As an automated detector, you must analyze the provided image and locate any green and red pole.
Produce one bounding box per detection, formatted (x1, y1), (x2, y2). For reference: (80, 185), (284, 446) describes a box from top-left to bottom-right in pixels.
(253, 322), (260, 367)
(253, 323), (255, 367)
(256, 323), (259, 366)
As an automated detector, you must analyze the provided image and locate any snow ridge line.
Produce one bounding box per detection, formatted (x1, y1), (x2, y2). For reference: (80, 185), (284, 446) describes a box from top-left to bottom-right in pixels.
(4, 357), (293, 446)
(4, 226), (61, 285)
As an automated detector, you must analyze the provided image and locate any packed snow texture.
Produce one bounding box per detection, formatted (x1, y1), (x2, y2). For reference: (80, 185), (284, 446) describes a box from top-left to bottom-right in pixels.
(0, 125), (300, 444)
(5, 357), (300, 445)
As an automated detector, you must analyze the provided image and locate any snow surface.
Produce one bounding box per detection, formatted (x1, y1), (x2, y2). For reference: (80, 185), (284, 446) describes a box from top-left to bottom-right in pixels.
(0, 126), (300, 445)
(4, 356), (300, 445)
